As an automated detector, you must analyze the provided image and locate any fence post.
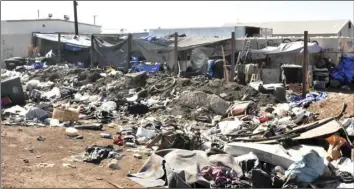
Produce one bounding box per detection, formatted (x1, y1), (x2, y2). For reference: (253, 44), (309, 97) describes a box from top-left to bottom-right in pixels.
(90, 34), (94, 67)
(302, 31), (308, 98)
(230, 32), (236, 81)
(127, 33), (132, 70)
(174, 32), (178, 74)
(58, 33), (61, 62)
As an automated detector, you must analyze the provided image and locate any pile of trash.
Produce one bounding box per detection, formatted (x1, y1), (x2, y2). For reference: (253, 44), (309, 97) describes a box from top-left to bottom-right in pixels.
(1, 63), (353, 188)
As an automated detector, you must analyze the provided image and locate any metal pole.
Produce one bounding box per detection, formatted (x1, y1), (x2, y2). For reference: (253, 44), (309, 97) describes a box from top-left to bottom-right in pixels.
(302, 31), (308, 98)
(73, 1), (79, 35)
(93, 15), (97, 25)
(37, 10), (40, 18)
(127, 33), (132, 70)
(230, 32), (236, 81)
(174, 32), (178, 74)
(58, 33), (61, 62)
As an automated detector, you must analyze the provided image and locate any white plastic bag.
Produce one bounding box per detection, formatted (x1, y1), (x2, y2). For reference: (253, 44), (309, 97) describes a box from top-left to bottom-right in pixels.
(136, 127), (156, 139)
(219, 118), (243, 135)
(101, 101), (117, 112)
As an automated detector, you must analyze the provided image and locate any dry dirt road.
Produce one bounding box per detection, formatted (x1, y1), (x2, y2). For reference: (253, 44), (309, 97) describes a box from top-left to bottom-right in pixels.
(1, 125), (146, 188)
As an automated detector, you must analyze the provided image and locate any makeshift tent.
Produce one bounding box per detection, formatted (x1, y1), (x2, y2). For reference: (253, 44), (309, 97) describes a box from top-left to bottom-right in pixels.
(34, 34), (91, 66)
(91, 35), (233, 73)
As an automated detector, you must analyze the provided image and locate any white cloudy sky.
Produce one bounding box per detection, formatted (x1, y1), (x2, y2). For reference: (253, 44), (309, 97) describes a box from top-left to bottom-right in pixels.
(1, 1), (353, 33)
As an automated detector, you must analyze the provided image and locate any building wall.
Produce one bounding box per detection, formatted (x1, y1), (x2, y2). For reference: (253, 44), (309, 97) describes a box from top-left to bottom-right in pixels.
(338, 22), (354, 38)
(272, 33), (337, 38)
(1, 20), (101, 66)
(1, 20), (101, 34)
(149, 27), (246, 38)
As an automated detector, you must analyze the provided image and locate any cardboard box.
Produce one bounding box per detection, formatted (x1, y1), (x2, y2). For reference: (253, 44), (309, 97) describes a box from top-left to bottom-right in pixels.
(52, 108), (79, 122)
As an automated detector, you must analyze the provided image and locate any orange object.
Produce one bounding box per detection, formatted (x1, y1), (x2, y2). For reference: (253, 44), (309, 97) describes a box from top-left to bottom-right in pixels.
(325, 134), (347, 161)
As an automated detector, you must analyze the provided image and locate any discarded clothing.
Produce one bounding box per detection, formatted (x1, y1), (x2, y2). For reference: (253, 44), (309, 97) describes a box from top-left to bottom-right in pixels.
(128, 149), (243, 188)
(25, 107), (49, 121)
(285, 150), (325, 183)
(251, 169), (273, 188)
(83, 145), (121, 164)
(288, 92), (328, 108)
(200, 166), (239, 187)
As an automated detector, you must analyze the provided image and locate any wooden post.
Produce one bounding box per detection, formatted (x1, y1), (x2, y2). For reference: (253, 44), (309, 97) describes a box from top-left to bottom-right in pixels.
(302, 31), (308, 98)
(127, 33), (132, 70)
(58, 33), (61, 62)
(174, 32), (178, 74)
(90, 34), (94, 67)
(230, 32), (236, 81)
(73, 1), (79, 35)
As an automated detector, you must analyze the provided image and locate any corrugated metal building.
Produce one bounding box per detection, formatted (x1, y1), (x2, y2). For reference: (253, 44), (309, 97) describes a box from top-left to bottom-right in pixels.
(1, 19), (102, 64)
(149, 26), (273, 38)
(223, 19), (354, 38)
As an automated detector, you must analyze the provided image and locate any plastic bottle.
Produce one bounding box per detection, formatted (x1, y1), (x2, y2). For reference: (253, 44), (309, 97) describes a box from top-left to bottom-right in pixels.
(100, 133), (112, 139)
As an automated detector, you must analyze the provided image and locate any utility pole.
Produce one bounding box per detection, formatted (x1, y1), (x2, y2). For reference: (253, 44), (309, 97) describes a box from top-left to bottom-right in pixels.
(73, 1), (79, 35)
(93, 15), (97, 25)
(37, 10), (40, 18)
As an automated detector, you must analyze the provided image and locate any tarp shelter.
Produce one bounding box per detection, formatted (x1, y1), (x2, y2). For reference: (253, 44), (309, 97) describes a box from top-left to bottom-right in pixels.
(92, 35), (233, 73)
(34, 34), (91, 66)
(250, 41), (322, 59)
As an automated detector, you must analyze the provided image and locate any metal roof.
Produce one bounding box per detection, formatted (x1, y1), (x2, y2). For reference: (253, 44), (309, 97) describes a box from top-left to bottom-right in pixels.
(223, 19), (350, 35)
(2, 19), (101, 28)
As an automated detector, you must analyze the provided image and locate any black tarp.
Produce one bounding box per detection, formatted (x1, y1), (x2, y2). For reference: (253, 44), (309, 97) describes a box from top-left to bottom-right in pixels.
(92, 36), (129, 70)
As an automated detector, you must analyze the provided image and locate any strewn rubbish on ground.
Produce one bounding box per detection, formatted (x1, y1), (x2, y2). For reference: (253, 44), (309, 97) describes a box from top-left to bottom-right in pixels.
(1, 51), (354, 188)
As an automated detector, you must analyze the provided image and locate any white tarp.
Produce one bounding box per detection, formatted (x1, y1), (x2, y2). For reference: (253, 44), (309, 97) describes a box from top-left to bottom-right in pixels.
(35, 34), (91, 47)
(250, 41), (322, 59)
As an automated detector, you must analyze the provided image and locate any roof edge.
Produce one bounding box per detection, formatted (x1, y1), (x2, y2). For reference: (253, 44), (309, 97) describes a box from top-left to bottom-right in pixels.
(1, 19), (101, 28)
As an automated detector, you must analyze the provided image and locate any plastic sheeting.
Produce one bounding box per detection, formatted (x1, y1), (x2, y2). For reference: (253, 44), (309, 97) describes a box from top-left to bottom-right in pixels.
(92, 36), (130, 69)
(331, 55), (354, 85)
(250, 41), (322, 58)
(35, 34), (91, 47)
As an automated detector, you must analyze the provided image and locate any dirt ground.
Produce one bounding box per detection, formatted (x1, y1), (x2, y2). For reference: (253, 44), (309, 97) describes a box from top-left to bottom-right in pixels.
(1, 125), (146, 188)
(308, 93), (354, 120)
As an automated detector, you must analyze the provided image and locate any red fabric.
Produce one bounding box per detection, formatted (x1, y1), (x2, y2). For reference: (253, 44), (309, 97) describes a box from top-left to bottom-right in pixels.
(113, 135), (123, 146)
(1, 97), (12, 106)
(259, 117), (269, 123)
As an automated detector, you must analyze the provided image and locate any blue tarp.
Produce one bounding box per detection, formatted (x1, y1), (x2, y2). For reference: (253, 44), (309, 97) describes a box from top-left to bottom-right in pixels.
(288, 92), (328, 108)
(131, 63), (161, 73)
(331, 55), (354, 85)
(65, 43), (83, 52)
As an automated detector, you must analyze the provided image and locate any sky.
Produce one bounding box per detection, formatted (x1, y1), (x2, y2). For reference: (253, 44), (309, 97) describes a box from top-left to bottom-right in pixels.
(1, 1), (354, 33)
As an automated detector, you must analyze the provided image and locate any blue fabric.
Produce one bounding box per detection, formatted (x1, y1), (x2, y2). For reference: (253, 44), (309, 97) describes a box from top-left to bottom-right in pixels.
(285, 150), (325, 183)
(33, 62), (44, 69)
(288, 92), (328, 108)
(207, 59), (215, 78)
(65, 43), (82, 51)
(140, 35), (169, 45)
(132, 63), (161, 73)
(331, 56), (354, 85)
